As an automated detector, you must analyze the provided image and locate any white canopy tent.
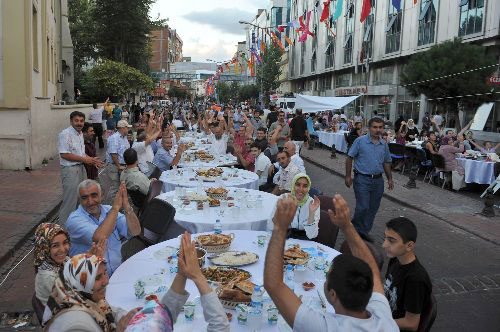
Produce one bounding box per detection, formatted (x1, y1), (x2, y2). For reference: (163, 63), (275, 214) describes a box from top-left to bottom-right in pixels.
(294, 94), (361, 113)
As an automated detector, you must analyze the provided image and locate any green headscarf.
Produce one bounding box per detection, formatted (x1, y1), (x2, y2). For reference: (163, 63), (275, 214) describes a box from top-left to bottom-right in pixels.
(291, 173), (311, 207)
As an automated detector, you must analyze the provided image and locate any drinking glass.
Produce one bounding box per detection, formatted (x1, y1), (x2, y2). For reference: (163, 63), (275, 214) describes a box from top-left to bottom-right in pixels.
(183, 302), (195, 321)
(257, 235), (266, 247)
(267, 307), (278, 325)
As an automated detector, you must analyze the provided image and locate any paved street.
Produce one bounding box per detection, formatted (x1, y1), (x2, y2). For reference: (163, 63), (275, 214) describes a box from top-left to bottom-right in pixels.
(1, 155), (499, 331)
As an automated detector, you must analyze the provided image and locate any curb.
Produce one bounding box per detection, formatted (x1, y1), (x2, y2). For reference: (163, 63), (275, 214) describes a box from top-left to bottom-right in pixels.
(301, 153), (500, 247)
(0, 202), (61, 268)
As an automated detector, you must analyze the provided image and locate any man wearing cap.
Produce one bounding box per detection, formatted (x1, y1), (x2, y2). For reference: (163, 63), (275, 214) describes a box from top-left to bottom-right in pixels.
(105, 120), (132, 203)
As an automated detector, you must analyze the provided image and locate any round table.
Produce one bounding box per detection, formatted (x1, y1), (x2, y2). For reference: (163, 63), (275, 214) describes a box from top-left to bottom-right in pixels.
(178, 153), (238, 168)
(159, 167), (259, 192)
(155, 188), (278, 233)
(317, 131), (348, 153)
(106, 230), (340, 331)
(456, 158), (496, 184)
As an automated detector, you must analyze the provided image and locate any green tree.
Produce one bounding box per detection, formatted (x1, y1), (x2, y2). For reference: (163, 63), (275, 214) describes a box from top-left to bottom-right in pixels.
(256, 43), (283, 105)
(81, 60), (154, 101)
(215, 82), (232, 104)
(92, 0), (165, 73)
(238, 84), (259, 102)
(401, 38), (497, 124)
(168, 86), (188, 99)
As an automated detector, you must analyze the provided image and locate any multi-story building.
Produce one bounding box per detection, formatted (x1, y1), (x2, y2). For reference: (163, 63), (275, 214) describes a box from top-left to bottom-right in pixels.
(149, 25), (183, 72)
(287, 0), (499, 137)
(0, 0), (93, 170)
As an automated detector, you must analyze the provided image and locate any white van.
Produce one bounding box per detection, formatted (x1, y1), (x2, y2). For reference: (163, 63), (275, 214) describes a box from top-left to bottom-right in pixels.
(276, 97), (296, 113)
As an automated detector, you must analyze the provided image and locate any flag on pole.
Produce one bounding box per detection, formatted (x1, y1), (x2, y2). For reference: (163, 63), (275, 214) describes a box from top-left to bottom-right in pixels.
(320, 0), (331, 22)
(360, 0), (371, 23)
(284, 35), (294, 46)
(331, 0), (344, 21)
(299, 11), (314, 42)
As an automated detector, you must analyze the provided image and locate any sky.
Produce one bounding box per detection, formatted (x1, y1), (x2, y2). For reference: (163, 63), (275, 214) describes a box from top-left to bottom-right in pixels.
(150, 0), (269, 63)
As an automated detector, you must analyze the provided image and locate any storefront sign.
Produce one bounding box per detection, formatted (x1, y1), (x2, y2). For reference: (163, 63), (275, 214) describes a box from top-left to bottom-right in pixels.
(335, 87), (367, 96)
(487, 76), (500, 84)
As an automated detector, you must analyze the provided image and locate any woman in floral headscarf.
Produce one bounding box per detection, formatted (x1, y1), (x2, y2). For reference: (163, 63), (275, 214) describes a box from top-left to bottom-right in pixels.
(43, 254), (140, 332)
(278, 173), (320, 240)
(34, 223), (71, 305)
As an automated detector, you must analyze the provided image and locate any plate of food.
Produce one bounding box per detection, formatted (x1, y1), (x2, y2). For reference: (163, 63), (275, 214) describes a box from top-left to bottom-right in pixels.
(208, 197), (220, 207)
(284, 244), (310, 265)
(208, 251), (259, 267)
(152, 246), (177, 261)
(196, 167), (224, 178)
(216, 280), (255, 309)
(205, 187), (228, 200)
(201, 266), (251, 284)
(196, 233), (234, 253)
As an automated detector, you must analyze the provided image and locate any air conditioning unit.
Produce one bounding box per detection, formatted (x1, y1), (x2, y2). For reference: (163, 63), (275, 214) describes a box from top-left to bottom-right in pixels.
(58, 73), (64, 83)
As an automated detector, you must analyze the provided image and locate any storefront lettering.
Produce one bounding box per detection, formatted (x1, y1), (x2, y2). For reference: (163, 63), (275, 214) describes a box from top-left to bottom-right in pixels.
(335, 87), (367, 96)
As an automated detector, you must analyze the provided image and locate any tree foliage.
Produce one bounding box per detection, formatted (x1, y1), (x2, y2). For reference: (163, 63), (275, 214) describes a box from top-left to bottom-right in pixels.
(168, 86), (189, 99)
(214, 82), (259, 104)
(238, 84), (259, 102)
(81, 60), (154, 101)
(92, 0), (165, 73)
(256, 42), (283, 105)
(401, 38), (497, 108)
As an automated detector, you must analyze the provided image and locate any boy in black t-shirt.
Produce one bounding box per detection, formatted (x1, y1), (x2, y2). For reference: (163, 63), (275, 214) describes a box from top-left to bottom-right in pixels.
(382, 217), (432, 332)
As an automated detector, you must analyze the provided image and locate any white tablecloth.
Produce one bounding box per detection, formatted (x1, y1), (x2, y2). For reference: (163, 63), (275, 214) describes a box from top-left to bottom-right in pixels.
(106, 230), (341, 331)
(457, 158), (496, 184)
(160, 167), (259, 192)
(155, 188), (278, 233)
(317, 131), (348, 153)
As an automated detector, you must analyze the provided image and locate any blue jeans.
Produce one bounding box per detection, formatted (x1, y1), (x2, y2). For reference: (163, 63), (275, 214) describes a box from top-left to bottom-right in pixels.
(352, 174), (385, 237)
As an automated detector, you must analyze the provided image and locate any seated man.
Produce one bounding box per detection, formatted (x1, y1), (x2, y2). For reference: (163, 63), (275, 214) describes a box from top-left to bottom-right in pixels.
(383, 217), (432, 332)
(120, 148), (151, 195)
(264, 195), (399, 331)
(284, 141), (306, 173)
(255, 127), (269, 151)
(234, 137), (255, 172)
(132, 117), (161, 174)
(66, 180), (141, 275)
(152, 136), (186, 172)
(271, 151), (301, 195)
(250, 142), (271, 191)
(203, 112), (229, 155)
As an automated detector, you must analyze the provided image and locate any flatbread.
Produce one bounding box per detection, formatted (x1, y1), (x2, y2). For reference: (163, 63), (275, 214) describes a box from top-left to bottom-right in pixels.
(235, 280), (255, 295)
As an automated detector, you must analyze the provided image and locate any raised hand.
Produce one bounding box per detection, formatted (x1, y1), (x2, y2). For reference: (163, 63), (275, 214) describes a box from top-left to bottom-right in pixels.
(178, 232), (204, 281)
(272, 196), (297, 232)
(89, 238), (107, 258)
(327, 194), (351, 229)
(116, 308), (141, 332)
(309, 196), (320, 214)
(112, 183), (125, 211)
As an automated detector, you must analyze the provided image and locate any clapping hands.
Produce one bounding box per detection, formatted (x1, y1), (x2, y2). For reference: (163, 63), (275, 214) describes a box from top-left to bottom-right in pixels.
(178, 232), (204, 282)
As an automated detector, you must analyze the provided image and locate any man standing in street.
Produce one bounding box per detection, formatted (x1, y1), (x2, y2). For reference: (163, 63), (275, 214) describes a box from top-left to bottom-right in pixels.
(89, 100), (107, 149)
(82, 122), (98, 180)
(58, 111), (103, 224)
(345, 117), (393, 241)
(105, 120), (132, 204)
(289, 109), (309, 153)
(269, 111), (290, 148)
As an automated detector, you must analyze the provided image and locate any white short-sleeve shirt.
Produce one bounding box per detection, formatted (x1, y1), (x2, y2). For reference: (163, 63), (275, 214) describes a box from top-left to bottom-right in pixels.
(58, 126), (85, 167)
(132, 141), (154, 173)
(255, 152), (271, 186)
(209, 133), (229, 155)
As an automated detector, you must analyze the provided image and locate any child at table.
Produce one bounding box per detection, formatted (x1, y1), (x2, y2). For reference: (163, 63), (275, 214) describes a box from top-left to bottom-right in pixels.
(382, 218), (432, 332)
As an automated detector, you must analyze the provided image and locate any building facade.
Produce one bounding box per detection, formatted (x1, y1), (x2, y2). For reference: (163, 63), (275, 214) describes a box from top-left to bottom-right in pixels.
(286, 0), (499, 136)
(149, 25), (183, 72)
(0, 0), (92, 170)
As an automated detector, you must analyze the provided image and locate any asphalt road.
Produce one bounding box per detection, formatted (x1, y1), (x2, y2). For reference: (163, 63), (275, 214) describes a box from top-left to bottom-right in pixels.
(305, 160), (500, 332)
(0, 160), (499, 331)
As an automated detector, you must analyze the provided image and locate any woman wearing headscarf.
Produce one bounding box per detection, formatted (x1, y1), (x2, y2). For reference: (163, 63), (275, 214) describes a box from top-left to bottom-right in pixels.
(34, 223), (71, 306)
(278, 173), (320, 240)
(405, 119), (419, 142)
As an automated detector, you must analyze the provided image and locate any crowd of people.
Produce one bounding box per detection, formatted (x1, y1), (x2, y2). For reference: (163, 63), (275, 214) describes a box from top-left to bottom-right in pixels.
(31, 100), (475, 331)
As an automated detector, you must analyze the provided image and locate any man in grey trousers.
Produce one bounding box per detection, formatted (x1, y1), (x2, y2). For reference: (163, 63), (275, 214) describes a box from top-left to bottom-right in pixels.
(58, 111), (103, 224)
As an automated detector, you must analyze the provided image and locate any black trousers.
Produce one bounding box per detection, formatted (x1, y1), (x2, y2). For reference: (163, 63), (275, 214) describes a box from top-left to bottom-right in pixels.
(92, 123), (104, 149)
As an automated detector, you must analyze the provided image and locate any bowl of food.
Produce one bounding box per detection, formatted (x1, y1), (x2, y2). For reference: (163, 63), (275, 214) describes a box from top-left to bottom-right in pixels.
(205, 187), (228, 200)
(196, 233), (234, 253)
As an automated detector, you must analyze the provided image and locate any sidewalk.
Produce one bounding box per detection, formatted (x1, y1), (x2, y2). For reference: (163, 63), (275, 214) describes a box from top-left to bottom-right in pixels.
(301, 147), (500, 245)
(0, 158), (62, 266)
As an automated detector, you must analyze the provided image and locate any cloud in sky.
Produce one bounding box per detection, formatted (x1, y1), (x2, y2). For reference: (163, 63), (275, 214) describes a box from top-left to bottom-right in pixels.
(183, 8), (255, 35)
(150, 0), (269, 63)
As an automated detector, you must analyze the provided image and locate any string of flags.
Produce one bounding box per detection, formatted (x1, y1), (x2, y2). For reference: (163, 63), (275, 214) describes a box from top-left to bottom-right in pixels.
(205, 0), (421, 97)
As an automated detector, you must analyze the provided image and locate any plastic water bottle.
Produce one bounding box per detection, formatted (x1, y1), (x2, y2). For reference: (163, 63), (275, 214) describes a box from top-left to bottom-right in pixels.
(285, 265), (295, 291)
(214, 219), (222, 234)
(251, 285), (264, 309)
(169, 253), (178, 274)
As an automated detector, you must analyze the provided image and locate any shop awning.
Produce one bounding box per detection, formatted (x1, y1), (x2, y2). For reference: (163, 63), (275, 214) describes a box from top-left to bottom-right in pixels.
(471, 102), (494, 131)
(294, 94), (361, 113)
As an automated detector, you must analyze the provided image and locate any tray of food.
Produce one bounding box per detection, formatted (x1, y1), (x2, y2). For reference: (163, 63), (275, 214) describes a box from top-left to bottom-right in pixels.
(196, 168), (224, 178)
(216, 280), (255, 309)
(196, 233), (234, 253)
(201, 266), (251, 284)
(284, 244), (310, 265)
(194, 151), (215, 161)
(205, 187), (228, 200)
(208, 251), (259, 267)
(208, 197), (220, 207)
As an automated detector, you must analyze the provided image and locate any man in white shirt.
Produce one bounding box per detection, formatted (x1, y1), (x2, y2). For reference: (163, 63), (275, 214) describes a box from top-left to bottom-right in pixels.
(89, 102), (105, 149)
(433, 113), (443, 127)
(250, 142), (271, 191)
(105, 120), (132, 204)
(271, 151), (301, 195)
(132, 119), (161, 174)
(283, 141), (306, 173)
(58, 111), (103, 224)
(264, 195), (399, 332)
(207, 118), (229, 155)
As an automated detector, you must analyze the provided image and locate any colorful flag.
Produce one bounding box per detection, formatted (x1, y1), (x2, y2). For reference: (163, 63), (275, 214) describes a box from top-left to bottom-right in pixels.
(360, 0), (371, 23)
(234, 62), (239, 74)
(284, 35), (294, 46)
(392, 0), (401, 11)
(299, 11), (314, 42)
(277, 25), (286, 32)
(320, 0), (331, 22)
(332, 0), (343, 21)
